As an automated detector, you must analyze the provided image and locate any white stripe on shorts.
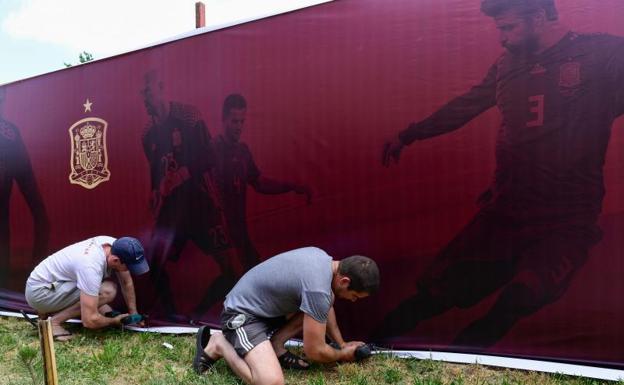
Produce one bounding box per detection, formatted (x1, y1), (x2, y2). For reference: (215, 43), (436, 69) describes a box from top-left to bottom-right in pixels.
(236, 326), (254, 352)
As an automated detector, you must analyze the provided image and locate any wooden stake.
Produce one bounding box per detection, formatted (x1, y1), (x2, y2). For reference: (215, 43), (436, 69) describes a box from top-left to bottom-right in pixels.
(38, 318), (59, 385)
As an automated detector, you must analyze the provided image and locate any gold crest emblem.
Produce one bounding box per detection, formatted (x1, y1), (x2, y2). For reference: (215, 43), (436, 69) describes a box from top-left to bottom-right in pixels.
(68, 117), (110, 189)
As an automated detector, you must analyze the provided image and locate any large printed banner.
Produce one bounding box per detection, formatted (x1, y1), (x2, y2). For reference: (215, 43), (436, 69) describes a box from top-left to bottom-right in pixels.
(2, 0), (624, 368)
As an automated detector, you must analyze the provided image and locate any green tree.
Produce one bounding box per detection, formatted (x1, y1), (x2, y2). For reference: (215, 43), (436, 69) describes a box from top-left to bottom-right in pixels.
(64, 51), (94, 67)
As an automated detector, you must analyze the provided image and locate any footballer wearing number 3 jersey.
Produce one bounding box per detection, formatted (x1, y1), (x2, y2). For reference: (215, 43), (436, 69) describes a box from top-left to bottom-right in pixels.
(378, 0), (624, 349)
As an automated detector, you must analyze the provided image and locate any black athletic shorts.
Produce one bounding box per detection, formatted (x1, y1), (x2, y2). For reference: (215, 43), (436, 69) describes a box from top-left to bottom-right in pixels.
(220, 309), (287, 357)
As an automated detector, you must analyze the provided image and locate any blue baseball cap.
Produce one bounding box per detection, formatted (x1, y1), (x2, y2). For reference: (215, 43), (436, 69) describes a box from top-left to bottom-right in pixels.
(111, 237), (149, 276)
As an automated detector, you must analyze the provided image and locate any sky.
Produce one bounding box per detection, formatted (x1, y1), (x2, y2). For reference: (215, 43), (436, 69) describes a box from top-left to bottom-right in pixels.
(0, 0), (329, 85)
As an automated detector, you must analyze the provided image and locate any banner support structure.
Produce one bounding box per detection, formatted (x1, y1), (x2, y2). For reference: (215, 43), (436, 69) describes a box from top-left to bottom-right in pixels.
(38, 317), (59, 385)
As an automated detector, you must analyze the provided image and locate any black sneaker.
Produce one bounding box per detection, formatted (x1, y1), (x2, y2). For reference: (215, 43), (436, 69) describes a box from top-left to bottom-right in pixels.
(193, 326), (216, 374)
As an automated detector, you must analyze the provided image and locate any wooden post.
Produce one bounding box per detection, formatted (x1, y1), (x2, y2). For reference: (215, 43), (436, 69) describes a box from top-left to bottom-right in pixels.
(38, 318), (59, 385)
(195, 2), (206, 28)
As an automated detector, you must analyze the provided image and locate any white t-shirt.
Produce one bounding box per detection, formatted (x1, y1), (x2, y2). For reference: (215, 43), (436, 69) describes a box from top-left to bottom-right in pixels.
(28, 236), (115, 297)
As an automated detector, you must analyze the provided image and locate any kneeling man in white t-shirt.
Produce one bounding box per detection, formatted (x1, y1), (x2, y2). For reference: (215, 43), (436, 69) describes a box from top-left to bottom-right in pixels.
(25, 236), (149, 341)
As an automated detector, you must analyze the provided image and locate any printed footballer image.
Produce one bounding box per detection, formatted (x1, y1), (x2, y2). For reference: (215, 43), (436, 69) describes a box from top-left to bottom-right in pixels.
(376, 0), (624, 350)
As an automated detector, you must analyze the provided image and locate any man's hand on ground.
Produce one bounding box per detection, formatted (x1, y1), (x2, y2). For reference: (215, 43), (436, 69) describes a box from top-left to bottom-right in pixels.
(112, 313), (129, 326)
(121, 313), (147, 326)
(339, 341), (365, 362)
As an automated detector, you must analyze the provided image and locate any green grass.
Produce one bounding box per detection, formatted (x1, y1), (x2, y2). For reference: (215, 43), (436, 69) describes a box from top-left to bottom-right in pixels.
(1, 316), (622, 385)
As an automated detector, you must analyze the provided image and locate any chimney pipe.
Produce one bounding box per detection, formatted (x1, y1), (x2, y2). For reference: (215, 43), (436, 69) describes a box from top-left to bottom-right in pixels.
(195, 2), (205, 28)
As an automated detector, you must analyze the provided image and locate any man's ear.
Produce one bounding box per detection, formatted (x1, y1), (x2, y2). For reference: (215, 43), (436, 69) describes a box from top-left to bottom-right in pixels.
(109, 255), (121, 267)
(339, 276), (351, 288)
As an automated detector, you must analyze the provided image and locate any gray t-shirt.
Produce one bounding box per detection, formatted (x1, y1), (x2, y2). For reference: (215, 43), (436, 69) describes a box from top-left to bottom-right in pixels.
(224, 247), (333, 323)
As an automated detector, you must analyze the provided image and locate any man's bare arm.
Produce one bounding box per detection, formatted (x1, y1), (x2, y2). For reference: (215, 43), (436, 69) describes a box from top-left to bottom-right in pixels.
(325, 307), (346, 347)
(116, 270), (138, 314)
(303, 314), (358, 363)
(80, 292), (126, 329)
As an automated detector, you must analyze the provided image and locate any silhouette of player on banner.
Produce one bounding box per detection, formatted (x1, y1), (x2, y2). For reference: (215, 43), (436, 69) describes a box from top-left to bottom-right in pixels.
(140, 71), (241, 321)
(0, 86), (49, 289)
(191, 94), (313, 318)
(210, 94), (312, 271)
(377, 0), (624, 350)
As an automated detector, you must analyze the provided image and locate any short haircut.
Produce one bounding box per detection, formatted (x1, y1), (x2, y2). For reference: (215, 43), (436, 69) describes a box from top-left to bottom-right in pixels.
(481, 0), (558, 21)
(338, 255), (380, 294)
(222, 93), (247, 119)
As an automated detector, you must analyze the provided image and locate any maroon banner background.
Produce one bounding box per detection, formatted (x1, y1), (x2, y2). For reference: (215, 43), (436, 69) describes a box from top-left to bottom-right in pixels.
(2, 0), (624, 367)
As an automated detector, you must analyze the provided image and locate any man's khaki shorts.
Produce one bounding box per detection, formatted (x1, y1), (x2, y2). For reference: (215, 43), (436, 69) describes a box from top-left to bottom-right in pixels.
(25, 280), (81, 314)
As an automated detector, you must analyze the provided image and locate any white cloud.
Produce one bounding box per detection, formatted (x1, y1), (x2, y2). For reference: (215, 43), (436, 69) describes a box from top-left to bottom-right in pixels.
(2, 0), (329, 56)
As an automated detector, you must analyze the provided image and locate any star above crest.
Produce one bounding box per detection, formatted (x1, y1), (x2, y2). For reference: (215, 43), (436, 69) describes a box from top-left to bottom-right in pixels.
(83, 99), (93, 113)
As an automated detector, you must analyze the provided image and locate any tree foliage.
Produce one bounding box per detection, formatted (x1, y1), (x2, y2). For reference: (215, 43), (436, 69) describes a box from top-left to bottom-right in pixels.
(64, 51), (94, 67)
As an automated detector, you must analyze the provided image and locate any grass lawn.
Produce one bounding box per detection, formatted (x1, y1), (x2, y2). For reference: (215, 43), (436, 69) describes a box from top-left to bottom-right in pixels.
(1, 316), (621, 385)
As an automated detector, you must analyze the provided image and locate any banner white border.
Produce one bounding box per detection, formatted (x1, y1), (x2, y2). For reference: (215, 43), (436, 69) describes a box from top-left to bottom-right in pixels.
(3, 310), (622, 381)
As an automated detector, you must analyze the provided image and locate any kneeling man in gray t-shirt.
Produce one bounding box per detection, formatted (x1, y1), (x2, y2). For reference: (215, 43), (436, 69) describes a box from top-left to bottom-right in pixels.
(192, 246), (379, 384)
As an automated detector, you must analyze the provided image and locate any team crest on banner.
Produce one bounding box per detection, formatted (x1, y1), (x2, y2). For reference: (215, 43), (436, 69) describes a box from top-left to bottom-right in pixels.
(68, 117), (110, 189)
(559, 61), (581, 88)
